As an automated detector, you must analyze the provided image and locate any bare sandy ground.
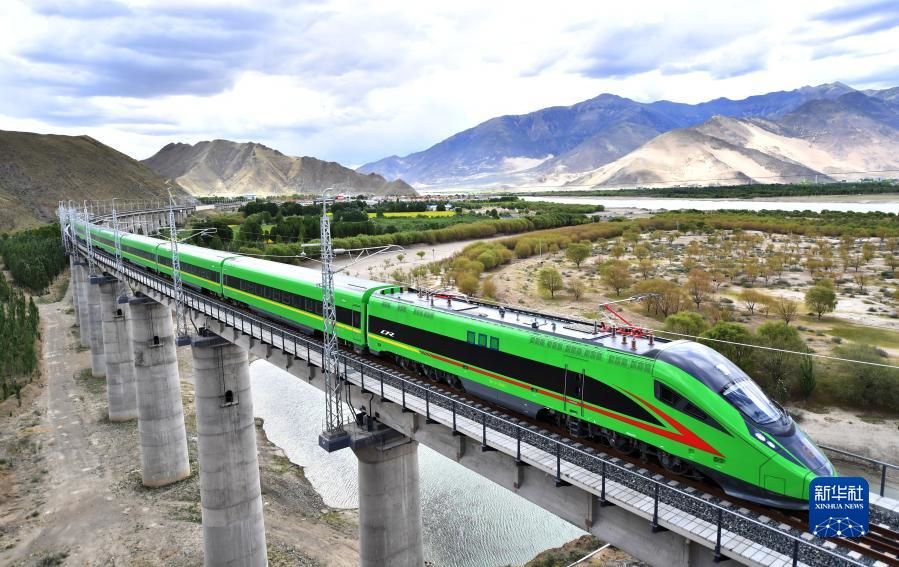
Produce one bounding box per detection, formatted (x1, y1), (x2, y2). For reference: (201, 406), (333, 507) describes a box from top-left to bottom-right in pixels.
(794, 407), (899, 464)
(332, 232), (514, 280)
(0, 275), (359, 566)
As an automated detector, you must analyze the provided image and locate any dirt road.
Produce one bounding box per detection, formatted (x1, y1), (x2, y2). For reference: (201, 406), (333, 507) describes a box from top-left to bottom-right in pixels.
(0, 276), (359, 566)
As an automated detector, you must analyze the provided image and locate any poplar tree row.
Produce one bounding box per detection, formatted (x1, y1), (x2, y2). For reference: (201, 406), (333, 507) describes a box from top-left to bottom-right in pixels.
(0, 272), (40, 403)
(0, 224), (67, 293)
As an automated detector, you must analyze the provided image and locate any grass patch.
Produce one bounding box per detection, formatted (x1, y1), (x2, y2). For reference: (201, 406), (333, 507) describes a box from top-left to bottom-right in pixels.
(267, 542), (324, 567)
(858, 415), (887, 424)
(74, 368), (105, 396)
(319, 510), (351, 531)
(169, 503), (202, 524)
(823, 322), (899, 350)
(367, 210), (456, 218)
(269, 453), (305, 478)
(34, 551), (69, 566)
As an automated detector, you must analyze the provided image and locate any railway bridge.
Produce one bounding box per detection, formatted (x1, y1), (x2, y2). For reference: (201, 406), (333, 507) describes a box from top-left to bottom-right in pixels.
(60, 202), (899, 567)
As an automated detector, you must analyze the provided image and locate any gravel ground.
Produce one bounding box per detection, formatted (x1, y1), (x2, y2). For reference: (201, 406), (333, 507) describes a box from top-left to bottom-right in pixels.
(0, 272), (359, 566)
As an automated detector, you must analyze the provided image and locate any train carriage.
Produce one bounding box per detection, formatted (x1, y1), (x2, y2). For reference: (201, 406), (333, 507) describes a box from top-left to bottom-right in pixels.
(152, 241), (231, 294)
(220, 256), (394, 347)
(366, 287), (833, 508)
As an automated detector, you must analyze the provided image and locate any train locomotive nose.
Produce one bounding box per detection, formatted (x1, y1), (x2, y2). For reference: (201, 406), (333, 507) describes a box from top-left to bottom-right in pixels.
(775, 425), (836, 482)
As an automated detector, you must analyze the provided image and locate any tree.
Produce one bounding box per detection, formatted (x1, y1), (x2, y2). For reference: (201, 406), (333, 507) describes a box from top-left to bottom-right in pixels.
(565, 243), (591, 268)
(755, 321), (805, 400)
(599, 260), (631, 297)
(237, 214), (265, 246)
(862, 242), (876, 263)
(773, 297), (799, 325)
(637, 258), (654, 278)
(417, 251), (426, 261)
(633, 279), (687, 318)
(833, 344), (899, 411)
(663, 311), (708, 338)
(481, 277), (497, 299)
(686, 269), (713, 308)
(804, 285), (837, 319)
(538, 267), (564, 298)
(567, 277), (585, 300)
(739, 288), (766, 315)
(700, 321), (754, 371)
(513, 239), (534, 259)
(797, 346), (816, 400)
(457, 273), (479, 296)
(853, 272), (869, 293)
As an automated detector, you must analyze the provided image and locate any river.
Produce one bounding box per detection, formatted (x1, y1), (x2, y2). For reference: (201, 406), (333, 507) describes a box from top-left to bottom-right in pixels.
(522, 195), (899, 214)
(250, 360), (585, 567)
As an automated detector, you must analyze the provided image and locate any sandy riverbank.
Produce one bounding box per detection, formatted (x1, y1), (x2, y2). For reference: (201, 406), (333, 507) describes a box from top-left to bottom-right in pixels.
(0, 273), (358, 566)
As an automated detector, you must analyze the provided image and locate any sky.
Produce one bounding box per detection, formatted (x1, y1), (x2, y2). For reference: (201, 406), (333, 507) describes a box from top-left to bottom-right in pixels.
(1, 0), (898, 167)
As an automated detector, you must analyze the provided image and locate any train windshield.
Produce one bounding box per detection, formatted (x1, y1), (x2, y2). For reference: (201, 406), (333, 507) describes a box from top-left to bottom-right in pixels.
(655, 341), (751, 391)
(656, 342), (783, 424)
(781, 428), (833, 475)
(721, 380), (781, 425)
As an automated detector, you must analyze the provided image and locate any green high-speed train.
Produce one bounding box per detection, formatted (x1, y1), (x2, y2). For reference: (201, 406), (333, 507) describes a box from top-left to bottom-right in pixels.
(73, 220), (834, 508)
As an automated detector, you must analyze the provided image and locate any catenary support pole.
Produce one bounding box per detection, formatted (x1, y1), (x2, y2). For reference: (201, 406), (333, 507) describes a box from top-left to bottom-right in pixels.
(354, 438), (424, 567)
(98, 278), (138, 421)
(191, 330), (267, 567)
(129, 294), (190, 487)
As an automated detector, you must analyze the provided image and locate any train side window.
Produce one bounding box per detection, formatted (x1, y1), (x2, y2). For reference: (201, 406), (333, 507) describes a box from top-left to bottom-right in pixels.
(655, 382), (679, 406)
(467, 331), (476, 344)
(477, 333), (487, 347)
(684, 402), (709, 422)
(489, 337), (499, 350)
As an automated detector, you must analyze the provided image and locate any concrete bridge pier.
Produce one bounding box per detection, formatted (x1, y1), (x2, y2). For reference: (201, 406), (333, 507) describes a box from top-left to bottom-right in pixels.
(74, 260), (91, 347)
(68, 256), (80, 327)
(87, 275), (107, 377)
(98, 278), (138, 421)
(353, 434), (424, 567)
(191, 331), (267, 567)
(129, 293), (191, 487)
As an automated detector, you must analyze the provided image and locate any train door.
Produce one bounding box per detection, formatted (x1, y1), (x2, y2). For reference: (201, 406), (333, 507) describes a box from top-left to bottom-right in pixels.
(563, 358), (586, 418)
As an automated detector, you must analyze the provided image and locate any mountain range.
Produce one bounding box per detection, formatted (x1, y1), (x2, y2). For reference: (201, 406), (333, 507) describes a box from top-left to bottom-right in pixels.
(357, 83), (899, 188)
(0, 130), (191, 232)
(143, 140), (416, 197)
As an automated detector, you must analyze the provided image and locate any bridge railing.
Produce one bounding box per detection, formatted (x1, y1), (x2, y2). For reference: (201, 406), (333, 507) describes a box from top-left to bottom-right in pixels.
(821, 445), (898, 498)
(79, 243), (868, 567)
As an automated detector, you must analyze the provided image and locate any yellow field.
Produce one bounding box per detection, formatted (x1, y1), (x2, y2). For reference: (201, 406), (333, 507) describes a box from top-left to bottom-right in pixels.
(367, 211), (455, 218)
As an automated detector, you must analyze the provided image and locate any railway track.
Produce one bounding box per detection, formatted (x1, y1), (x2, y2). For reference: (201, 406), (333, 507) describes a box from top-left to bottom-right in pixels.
(342, 345), (899, 566)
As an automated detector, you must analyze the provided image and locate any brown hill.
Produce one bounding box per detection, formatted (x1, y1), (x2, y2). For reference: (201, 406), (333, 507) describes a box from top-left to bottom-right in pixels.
(143, 139), (416, 197)
(0, 130), (191, 232)
(571, 94), (899, 188)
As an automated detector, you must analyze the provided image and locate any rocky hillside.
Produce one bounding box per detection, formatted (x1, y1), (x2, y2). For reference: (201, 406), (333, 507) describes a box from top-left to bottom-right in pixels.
(570, 92), (899, 188)
(143, 140), (416, 197)
(0, 130), (191, 232)
(358, 83), (865, 187)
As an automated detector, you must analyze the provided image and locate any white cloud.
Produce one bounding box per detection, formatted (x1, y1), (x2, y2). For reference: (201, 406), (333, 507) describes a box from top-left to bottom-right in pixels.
(0, 0), (897, 164)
